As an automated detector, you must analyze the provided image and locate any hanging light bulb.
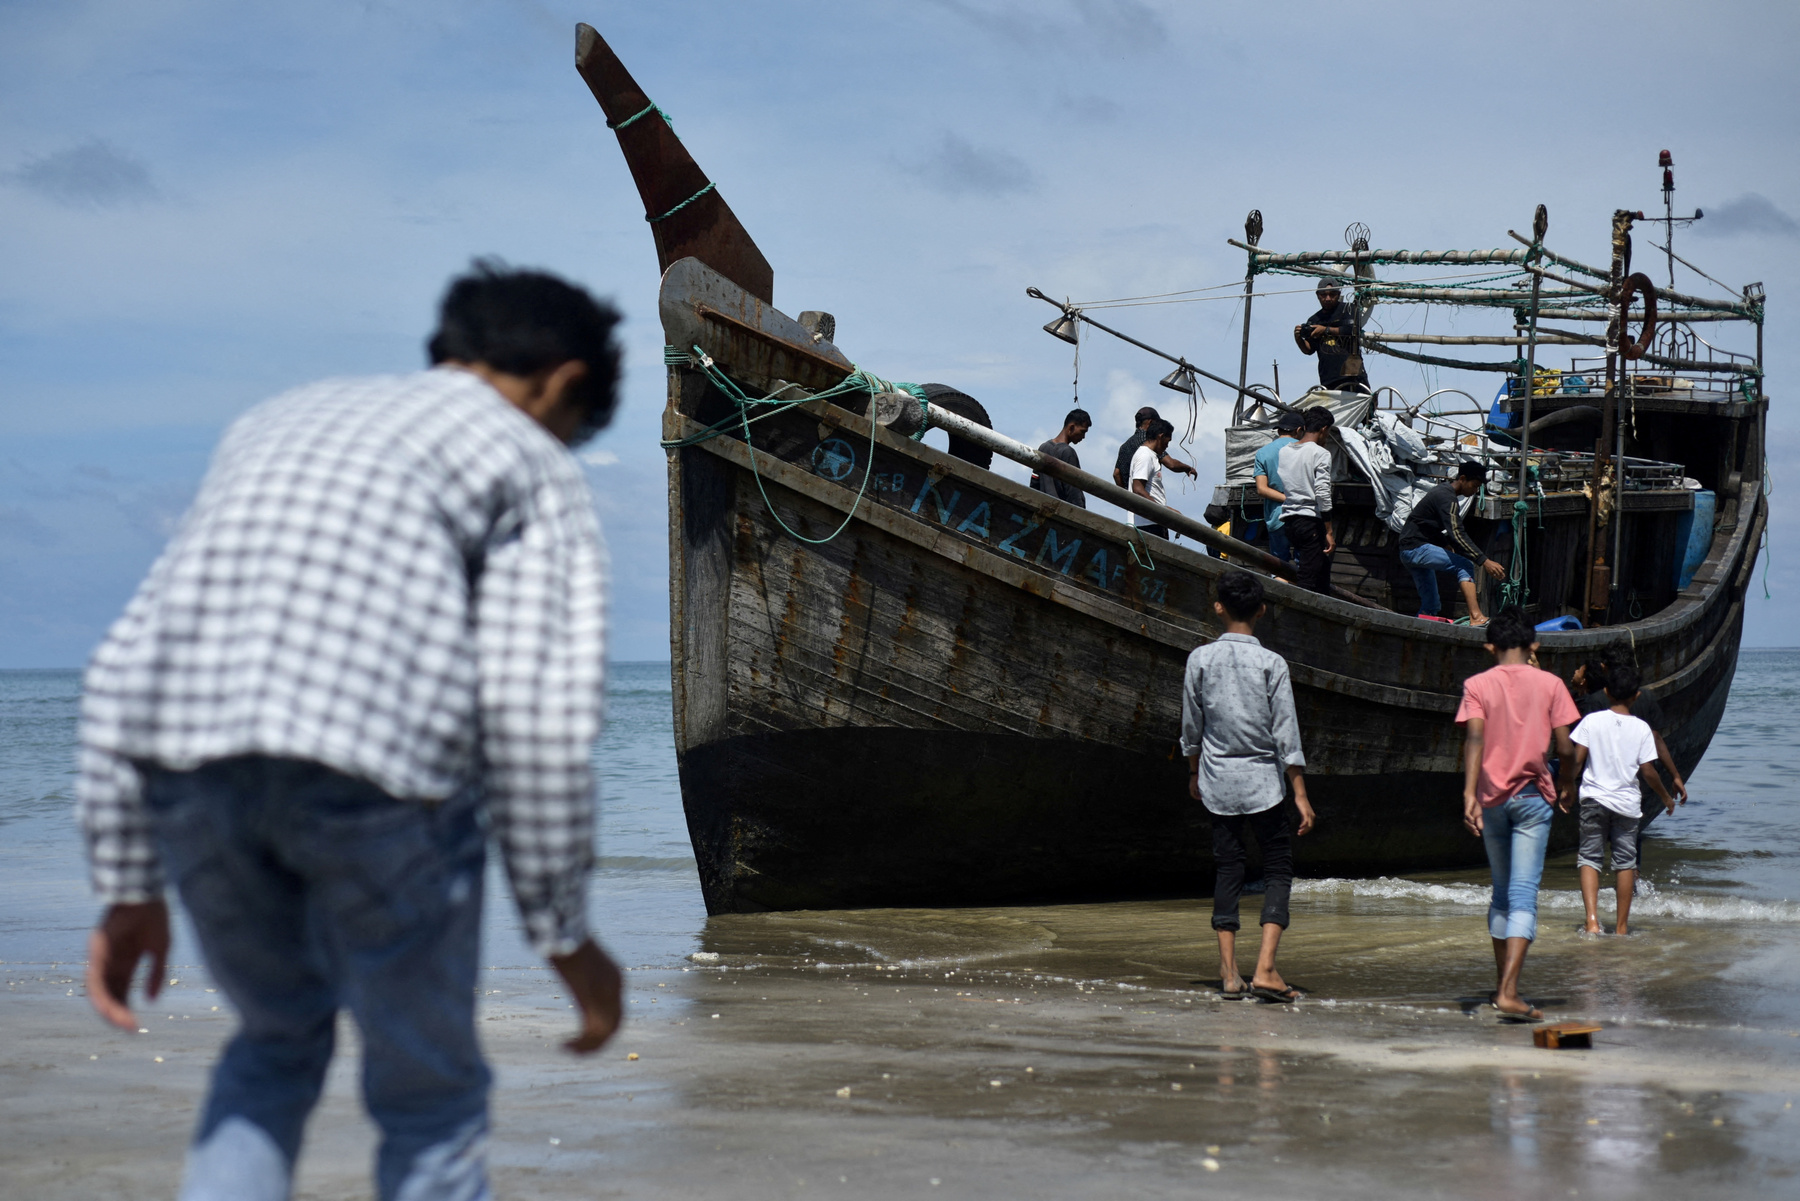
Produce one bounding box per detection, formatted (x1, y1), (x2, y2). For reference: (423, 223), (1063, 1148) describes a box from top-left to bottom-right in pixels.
(1160, 364), (1196, 393)
(1043, 312), (1080, 344)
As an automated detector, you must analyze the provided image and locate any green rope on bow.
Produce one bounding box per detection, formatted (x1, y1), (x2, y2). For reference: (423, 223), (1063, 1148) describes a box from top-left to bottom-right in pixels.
(647, 182), (716, 224)
(660, 346), (916, 545)
(606, 101), (674, 132)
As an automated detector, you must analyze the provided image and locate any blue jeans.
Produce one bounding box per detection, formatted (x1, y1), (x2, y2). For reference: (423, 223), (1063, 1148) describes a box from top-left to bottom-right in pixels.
(1401, 542), (1475, 617)
(144, 756), (492, 1201)
(1481, 787), (1554, 942)
(1267, 523), (1291, 564)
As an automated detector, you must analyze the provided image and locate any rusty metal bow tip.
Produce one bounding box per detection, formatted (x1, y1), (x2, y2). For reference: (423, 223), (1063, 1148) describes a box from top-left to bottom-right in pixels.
(574, 21), (775, 304)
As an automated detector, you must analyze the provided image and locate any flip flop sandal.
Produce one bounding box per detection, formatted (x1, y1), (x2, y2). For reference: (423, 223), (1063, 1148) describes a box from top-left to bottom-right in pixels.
(1219, 980), (1254, 1000)
(1251, 983), (1301, 1003)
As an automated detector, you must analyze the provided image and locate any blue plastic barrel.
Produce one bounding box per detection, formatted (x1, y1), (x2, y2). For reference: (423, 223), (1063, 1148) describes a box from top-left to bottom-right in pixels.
(1674, 490), (1715, 590)
(1535, 615), (1583, 632)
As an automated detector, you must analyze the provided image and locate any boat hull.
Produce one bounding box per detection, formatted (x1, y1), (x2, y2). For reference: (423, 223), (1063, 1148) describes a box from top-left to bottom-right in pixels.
(665, 373), (1759, 914)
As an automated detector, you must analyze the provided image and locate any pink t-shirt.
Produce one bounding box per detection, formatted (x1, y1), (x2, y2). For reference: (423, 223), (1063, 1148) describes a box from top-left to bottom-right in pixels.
(1454, 664), (1582, 808)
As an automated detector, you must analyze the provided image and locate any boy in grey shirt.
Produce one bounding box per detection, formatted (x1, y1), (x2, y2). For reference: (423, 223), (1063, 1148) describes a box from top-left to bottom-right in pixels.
(1181, 571), (1316, 1001)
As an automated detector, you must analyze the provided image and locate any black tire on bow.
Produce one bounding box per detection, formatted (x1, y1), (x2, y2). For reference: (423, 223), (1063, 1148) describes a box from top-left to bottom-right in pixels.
(919, 384), (994, 470)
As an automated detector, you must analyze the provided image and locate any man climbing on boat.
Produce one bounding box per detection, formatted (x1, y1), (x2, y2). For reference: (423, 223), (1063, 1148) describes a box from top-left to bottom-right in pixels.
(1399, 461), (1506, 625)
(1293, 282), (1369, 392)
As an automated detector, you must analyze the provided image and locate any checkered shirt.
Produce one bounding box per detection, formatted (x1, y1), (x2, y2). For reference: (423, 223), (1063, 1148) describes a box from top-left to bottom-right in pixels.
(76, 368), (608, 957)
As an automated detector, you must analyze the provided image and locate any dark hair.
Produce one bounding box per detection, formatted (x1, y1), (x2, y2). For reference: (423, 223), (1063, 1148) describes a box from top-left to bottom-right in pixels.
(1064, 408), (1092, 428)
(1605, 662), (1641, 702)
(1484, 605), (1534, 651)
(427, 259), (623, 443)
(1456, 460), (1487, 482)
(1145, 418), (1175, 440)
(1216, 570), (1265, 621)
(1134, 406), (1161, 425)
(1275, 410), (1304, 432)
(1577, 657), (1609, 695)
(1303, 407), (1335, 433)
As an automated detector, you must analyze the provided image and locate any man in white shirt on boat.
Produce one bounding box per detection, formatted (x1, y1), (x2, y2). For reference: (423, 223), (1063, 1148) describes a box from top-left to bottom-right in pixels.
(1129, 418), (1178, 539)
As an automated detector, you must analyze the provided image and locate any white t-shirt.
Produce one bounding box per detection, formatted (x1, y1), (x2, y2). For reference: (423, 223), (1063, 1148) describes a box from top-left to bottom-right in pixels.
(1571, 709), (1658, 816)
(1129, 444), (1164, 527)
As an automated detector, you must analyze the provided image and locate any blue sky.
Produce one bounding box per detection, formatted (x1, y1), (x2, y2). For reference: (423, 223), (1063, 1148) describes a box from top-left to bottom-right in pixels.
(3, 0), (1797, 666)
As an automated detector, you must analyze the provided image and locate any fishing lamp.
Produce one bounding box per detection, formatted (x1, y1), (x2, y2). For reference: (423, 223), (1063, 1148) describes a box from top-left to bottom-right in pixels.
(1043, 312), (1080, 344)
(1159, 364), (1197, 393)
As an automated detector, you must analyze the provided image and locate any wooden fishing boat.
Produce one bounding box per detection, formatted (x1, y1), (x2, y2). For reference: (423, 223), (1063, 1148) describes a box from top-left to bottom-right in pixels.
(574, 25), (1768, 915)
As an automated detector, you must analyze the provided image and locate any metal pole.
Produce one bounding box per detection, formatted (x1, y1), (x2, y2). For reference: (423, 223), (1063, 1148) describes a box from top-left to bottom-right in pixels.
(1516, 205), (1547, 610)
(1235, 210), (1263, 426)
(923, 405), (1297, 579)
(1026, 288), (1291, 411)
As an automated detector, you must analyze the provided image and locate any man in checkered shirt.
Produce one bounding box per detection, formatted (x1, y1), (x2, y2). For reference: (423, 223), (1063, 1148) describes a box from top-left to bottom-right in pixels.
(78, 262), (624, 1201)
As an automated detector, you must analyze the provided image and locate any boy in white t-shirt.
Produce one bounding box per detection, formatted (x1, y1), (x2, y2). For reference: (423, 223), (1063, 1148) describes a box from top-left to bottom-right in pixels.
(1565, 663), (1676, 935)
(1129, 418), (1177, 538)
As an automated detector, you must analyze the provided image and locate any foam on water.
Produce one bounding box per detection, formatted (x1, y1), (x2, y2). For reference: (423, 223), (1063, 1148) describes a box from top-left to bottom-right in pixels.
(1294, 876), (1800, 923)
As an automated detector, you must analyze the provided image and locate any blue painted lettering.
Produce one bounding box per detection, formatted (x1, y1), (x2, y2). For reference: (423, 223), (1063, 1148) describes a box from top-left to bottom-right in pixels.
(909, 476), (961, 524)
(1036, 528), (1082, 574)
(1083, 549), (1111, 587)
(954, 501), (992, 539)
(997, 512), (1040, 559)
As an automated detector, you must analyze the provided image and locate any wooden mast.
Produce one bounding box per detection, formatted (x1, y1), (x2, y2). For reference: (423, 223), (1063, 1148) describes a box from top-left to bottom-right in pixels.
(1583, 209), (1635, 621)
(574, 23), (774, 304)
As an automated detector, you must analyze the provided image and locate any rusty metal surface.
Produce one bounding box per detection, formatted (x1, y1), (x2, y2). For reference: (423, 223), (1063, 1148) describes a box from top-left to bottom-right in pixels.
(575, 23), (775, 303)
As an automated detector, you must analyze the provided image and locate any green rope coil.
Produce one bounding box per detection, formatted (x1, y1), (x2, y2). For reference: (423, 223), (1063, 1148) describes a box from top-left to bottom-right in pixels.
(660, 346), (915, 545)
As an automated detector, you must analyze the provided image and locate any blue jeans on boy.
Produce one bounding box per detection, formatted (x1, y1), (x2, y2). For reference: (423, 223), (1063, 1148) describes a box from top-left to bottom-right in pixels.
(1481, 786), (1554, 942)
(143, 756), (492, 1201)
(1267, 522), (1291, 564)
(1400, 542), (1475, 617)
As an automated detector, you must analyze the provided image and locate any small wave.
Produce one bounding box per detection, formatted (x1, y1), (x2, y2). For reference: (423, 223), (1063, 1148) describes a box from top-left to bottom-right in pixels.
(595, 855), (697, 874)
(1294, 877), (1800, 923)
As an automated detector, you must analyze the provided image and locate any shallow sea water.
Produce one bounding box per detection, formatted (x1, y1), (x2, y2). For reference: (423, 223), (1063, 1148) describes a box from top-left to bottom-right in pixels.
(5, 654), (1800, 1198)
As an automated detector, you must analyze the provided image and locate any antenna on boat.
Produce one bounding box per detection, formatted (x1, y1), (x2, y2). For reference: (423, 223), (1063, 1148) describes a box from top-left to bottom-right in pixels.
(1640, 149), (1703, 293)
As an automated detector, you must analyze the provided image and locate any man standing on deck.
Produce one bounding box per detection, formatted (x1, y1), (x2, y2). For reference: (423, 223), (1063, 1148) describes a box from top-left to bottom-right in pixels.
(1293, 282), (1369, 392)
(1276, 408), (1336, 594)
(1113, 405), (1198, 489)
(77, 262), (626, 1201)
(1253, 409), (1305, 564)
(1030, 408), (1091, 508)
(1130, 418), (1179, 539)
(1399, 461), (1506, 625)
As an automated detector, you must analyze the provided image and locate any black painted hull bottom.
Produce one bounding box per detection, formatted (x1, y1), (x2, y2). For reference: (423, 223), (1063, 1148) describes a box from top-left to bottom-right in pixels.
(677, 728), (1579, 915)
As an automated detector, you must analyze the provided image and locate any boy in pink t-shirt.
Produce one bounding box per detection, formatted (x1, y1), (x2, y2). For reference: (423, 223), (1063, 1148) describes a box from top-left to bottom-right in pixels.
(1454, 607), (1580, 1020)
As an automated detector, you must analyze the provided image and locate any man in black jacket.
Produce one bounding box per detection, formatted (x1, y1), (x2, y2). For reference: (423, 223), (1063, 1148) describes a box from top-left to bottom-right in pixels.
(1293, 283), (1369, 391)
(1399, 460), (1505, 624)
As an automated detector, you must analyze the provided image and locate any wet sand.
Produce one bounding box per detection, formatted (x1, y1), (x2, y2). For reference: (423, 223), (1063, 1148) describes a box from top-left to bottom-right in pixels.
(8, 881), (1800, 1200)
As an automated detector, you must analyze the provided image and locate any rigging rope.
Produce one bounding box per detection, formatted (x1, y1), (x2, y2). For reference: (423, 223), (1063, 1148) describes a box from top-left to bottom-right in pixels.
(659, 346), (922, 546)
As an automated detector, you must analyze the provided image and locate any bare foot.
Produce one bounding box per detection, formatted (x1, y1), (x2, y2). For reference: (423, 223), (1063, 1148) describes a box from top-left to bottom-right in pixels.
(1583, 919), (1603, 934)
(1470, 614), (1490, 628)
(1615, 923), (1629, 937)
(1250, 970), (1288, 991)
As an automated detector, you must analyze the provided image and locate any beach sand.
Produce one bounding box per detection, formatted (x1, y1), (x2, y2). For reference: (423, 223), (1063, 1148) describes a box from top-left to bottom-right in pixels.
(8, 886), (1800, 1200)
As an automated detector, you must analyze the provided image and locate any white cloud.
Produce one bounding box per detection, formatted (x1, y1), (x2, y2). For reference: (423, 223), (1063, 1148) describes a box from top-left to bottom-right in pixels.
(581, 448), (621, 467)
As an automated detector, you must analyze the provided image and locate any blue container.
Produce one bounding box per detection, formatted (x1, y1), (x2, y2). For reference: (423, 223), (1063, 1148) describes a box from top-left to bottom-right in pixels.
(1535, 615), (1583, 633)
(1674, 490), (1715, 590)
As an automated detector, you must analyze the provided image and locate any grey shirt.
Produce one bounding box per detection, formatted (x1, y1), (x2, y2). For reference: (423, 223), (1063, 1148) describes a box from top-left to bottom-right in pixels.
(1276, 439), (1332, 519)
(1179, 633), (1306, 816)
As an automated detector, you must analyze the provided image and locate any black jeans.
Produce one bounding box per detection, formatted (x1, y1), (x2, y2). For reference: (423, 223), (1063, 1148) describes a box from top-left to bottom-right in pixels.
(1284, 514), (1332, 594)
(1211, 804), (1294, 932)
(1136, 523), (1169, 539)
